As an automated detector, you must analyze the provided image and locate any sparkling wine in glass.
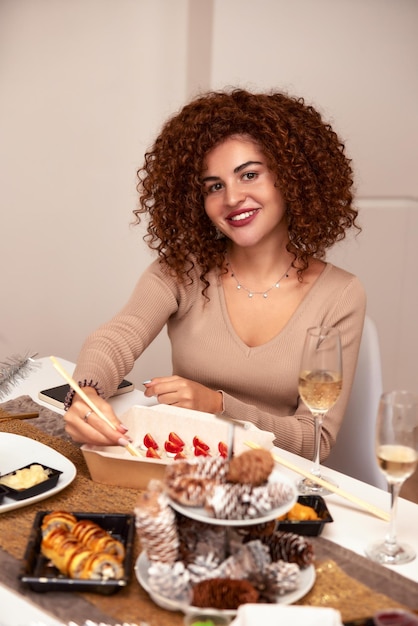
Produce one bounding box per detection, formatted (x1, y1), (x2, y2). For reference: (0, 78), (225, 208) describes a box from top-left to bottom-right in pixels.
(366, 390), (418, 565)
(298, 326), (342, 496)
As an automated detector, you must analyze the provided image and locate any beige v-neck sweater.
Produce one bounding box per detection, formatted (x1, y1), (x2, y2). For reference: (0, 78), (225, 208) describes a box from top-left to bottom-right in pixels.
(73, 260), (366, 461)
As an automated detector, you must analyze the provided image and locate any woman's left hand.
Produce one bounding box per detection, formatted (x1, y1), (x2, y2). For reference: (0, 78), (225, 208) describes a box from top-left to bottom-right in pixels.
(143, 375), (223, 414)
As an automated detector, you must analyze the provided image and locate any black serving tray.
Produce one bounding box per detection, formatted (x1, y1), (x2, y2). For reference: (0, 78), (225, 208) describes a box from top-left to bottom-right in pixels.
(19, 510), (135, 594)
(276, 495), (333, 536)
(0, 463), (62, 500)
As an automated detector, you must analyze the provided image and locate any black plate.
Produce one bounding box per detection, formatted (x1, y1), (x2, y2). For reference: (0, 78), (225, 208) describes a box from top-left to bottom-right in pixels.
(276, 495), (333, 536)
(20, 510), (135, 594)
(0, 463), (62, 500)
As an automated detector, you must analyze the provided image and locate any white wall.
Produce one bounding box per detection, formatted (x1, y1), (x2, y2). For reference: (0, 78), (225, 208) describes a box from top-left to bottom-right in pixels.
(211, 0), (418, 199)
(327, 197), (418, 394)
(1, 0), (417, 394)
(1, 0), (190, 385)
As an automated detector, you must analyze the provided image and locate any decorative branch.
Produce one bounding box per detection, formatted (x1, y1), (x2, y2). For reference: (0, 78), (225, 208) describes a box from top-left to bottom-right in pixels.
(0, 353), (39, 400)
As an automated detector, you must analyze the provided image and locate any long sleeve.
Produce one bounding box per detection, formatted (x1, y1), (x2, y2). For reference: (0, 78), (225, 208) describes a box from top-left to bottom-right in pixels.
(71, 260), (189, 398)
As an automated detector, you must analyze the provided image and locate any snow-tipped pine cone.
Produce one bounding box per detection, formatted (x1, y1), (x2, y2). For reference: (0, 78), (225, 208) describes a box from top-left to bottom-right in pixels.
(134, 486), (179, 564)
(148, 560), (192, 603)
(205, 481), (294, 520)
(165, 457), (229, 506)
(260, 530), (314, 568)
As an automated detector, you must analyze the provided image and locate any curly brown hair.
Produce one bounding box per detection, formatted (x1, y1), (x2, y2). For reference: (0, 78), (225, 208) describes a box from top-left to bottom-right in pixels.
(133, 88), (358, 291)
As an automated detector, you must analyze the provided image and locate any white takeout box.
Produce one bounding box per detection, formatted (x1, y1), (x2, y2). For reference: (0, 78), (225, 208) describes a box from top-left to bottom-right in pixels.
(81, 404), (275, 490)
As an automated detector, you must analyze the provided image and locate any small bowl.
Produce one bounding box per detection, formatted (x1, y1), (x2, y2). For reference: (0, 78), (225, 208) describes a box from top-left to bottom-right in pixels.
(0, 463), (62, 500)
(373, 609), (418, 625)
(276, 495), (333, 536)
(184, 608), (232, 625)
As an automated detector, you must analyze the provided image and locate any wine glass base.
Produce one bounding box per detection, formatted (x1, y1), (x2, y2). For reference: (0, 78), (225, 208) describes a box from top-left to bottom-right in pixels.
(297, 474), (338, 496)
(365, 540), (416, 565)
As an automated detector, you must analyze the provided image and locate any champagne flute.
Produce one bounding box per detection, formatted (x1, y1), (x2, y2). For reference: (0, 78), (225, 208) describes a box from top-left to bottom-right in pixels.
(366, 390), (418, 565)
(298, 326), (343, 495)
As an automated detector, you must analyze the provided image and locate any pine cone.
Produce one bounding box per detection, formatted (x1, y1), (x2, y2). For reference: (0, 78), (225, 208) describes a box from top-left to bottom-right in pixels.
(260, 530), (314, 568)
(192, 578), (259, 610)
(166, 476), (216, 507)
(134, 487), (179, 564)
(266, 560), (300, 594)
(205, 481), (294, 520)
(165, 457), (229, 483)
(246, 568), (281, 603)
(234, 520), (276, 540)
(187, 553), (223, 584)
(165, 457), (229, 506)
(148, 560), (192, 603)
(175, 513), (225, 565)
(218, 540), (271, 580)
(227, 449), (274, 486)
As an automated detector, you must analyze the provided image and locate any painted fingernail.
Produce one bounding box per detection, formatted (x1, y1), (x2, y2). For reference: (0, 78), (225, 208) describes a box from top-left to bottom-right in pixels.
(117, 424), (129, 433)
(118, 437), (131, 447)
(142, 380), (152, 385)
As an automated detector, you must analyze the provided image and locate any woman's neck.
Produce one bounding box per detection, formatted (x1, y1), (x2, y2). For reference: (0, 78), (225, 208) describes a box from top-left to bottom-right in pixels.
(226, 243), (295, 283)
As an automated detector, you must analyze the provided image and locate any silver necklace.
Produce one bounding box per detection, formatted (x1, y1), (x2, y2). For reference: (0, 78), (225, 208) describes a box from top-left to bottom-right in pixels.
(228, 259), (293, 299)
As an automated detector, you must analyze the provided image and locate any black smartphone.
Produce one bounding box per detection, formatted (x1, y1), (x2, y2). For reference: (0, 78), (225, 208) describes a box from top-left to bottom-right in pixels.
(38, 379), (134, 410)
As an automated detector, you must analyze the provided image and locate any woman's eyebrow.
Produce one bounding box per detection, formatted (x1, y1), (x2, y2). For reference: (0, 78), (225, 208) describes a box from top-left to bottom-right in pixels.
(234, 160), (262, 173)
(201, 160), (263, 183)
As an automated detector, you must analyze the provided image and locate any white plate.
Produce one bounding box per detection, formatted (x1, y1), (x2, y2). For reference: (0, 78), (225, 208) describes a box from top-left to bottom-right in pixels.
(135, 551), (316, 615)
(168, 470), (297, 526)
(0, 433), (76, 514)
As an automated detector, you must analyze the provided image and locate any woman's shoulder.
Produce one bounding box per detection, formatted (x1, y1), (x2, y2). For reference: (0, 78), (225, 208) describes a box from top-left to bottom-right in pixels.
(140, 257), (216, 305)
(324, 261), (362, 282)
(321, 262), (366, 297)
(304, 258), (363, 288)
(144, 257), (208, 284)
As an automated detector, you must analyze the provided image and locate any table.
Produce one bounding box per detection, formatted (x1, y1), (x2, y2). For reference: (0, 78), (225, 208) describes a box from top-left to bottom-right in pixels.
(1, 356), (417, 625)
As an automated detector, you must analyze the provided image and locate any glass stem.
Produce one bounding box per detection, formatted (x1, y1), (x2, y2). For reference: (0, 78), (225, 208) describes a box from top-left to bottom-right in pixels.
(384, 481), (402, 554)
(310, 414), (323, 478)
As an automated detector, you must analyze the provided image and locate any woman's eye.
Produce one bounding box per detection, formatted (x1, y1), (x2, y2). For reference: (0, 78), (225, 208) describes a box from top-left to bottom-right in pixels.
(207, 182), (223, 193)
(243, 171), (257, 181)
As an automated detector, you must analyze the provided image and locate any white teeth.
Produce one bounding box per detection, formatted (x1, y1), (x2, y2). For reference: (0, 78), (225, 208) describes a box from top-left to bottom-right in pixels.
(229, 210), (256, 221)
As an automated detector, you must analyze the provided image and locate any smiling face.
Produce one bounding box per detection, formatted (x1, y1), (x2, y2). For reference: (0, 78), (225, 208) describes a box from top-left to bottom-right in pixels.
(201, 135), (288, 251)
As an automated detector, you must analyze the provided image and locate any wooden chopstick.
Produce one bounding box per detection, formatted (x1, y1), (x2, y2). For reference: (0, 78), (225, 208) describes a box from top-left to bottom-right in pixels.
(0, 411), (39, 422)
(245, 441), (390, 522)
(50, 356), (141, 458)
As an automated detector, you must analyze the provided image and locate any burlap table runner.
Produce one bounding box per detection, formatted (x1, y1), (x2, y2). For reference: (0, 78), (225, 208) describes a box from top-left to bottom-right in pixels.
(1, 396), (417, 625)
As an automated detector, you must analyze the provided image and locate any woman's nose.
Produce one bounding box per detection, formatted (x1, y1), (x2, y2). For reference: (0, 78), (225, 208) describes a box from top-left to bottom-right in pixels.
(225, 182), (245, 206)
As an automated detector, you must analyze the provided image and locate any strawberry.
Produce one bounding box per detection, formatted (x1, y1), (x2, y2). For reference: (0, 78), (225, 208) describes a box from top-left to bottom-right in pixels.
(192, 436), (210, 451)
(194, 443), (211, 457)
(146, 447), (161, 459)
(143, 433), (159, 450)
(218, 441), (228, 458)
(164, 440), (183, 454)
(174, 451), (187, 460)
(168, 432), (185, 448)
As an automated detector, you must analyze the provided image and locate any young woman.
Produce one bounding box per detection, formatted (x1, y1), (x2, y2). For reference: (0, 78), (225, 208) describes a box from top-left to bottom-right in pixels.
(63, 89), (366, 461)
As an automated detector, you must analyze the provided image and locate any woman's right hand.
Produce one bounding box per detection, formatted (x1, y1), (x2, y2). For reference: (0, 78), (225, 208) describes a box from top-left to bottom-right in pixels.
(63, 386), (131, 447)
